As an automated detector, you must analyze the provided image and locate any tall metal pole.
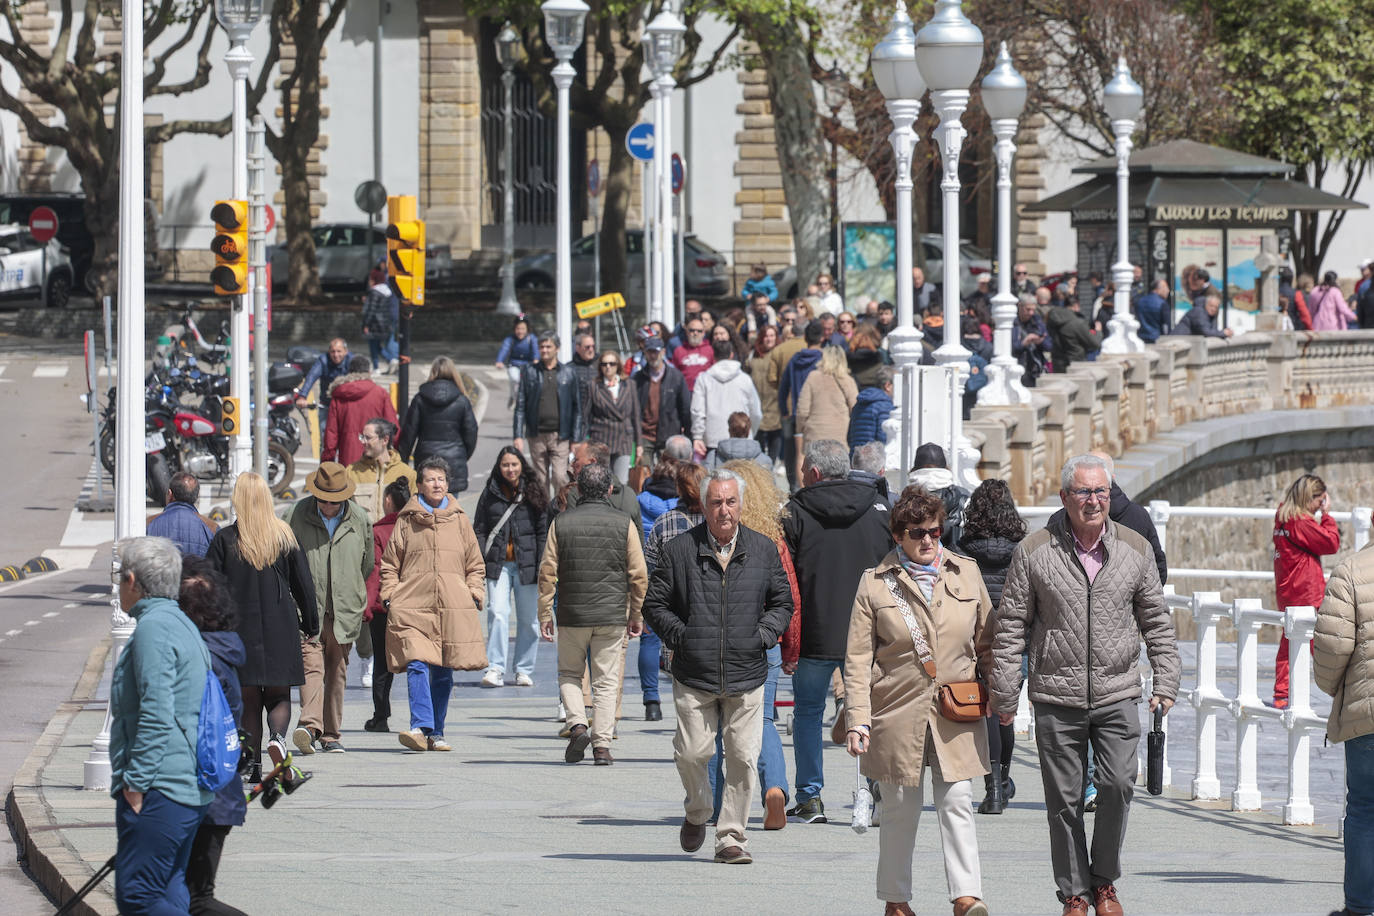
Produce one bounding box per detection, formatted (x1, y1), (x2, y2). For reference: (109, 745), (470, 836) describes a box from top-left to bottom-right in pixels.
(86, 0), (145, 791)
(553, 58), (575, 361)
(978, 116), (1030, 406)
(225, 26), (254, 478)
(249, 116), (268, 476)
(655, 74), (675, 329)
(1101, 116), (1143, 352)
(497, 63), (520, 314)
(883, 98), (924, 478)
(643, 161), (653, 324)
(369, 0), (383, 273)
(829, 128), (839, 276)
(647, 80), (666, 326)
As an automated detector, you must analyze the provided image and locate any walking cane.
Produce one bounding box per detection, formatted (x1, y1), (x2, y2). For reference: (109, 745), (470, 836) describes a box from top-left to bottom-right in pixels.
(54, 854), (115, 915)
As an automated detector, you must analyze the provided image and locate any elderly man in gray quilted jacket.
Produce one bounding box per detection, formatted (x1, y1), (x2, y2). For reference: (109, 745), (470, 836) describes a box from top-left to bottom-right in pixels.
(990, 454), (1179, 916)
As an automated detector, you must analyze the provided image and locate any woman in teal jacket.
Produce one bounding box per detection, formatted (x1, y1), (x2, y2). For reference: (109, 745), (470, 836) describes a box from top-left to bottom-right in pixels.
(110, 536), (214, 915)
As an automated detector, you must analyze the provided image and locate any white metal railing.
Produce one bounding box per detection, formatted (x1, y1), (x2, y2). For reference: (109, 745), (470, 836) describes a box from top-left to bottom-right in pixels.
(1163, 586), (1331, 825)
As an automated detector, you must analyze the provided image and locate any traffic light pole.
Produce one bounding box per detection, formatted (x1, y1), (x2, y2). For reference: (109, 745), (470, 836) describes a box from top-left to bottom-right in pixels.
(225, 26), (254, 481)
(249, 115), (268, 478)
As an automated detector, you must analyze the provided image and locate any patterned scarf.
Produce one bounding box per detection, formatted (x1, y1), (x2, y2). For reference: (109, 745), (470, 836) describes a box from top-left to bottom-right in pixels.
(897, 544), (943, 601)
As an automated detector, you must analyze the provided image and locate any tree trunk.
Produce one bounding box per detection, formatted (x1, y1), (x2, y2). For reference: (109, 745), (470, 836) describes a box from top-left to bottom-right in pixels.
(278, 141), (321, 301)
(599, 124), (633, 310)
(81, 167), (121, 299)
(741, 17), (829, 291)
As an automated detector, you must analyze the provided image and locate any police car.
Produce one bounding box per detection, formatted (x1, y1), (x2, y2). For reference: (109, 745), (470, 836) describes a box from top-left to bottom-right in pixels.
(0, 224), (74, 308)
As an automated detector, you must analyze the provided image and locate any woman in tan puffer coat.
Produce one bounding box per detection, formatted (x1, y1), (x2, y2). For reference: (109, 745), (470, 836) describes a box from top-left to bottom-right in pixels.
(1313, 544), (1374, 915)
(380, 456), (487, 752)
(796, 345), (858, 454)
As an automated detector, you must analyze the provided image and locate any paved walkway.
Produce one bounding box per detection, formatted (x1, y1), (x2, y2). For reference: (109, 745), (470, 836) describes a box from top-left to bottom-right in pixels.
(20, 638), (1346, 916)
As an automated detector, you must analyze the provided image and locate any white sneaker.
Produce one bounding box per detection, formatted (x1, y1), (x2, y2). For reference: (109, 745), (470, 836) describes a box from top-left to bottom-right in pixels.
(361, 656), (374, 688)
(514, 673), (534, 687)
(480, 670), (504, 688)
(387, 358), (399, 374)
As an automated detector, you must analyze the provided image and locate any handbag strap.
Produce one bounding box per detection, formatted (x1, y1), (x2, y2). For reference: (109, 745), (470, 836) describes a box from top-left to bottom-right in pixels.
(483, 494), (523, 558)
(882, 570), (938, 680)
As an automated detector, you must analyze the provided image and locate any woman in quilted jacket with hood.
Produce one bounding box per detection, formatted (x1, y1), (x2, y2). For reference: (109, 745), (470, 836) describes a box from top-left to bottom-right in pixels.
(1272, 473), (1341, 708)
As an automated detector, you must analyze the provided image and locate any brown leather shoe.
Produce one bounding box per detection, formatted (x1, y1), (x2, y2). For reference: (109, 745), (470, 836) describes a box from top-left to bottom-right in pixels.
(1062, 895), (1091, 916)
(953, 897), (989, 916)
(679, 818), (705, 853)
(592, 747), (613, 766)
(713, 844), (752, 864)
(763, 787), (786, 830)
(1092, 884), (1123, 916)
(883, 903), (916, 916)
(564, 724), (589, 763)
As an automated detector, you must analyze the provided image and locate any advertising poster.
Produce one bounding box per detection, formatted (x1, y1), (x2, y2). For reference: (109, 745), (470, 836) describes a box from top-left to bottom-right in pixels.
(842, 222), (897, 306)
(1173, 228), (1223, 314)
(1225, 228), (1276, 312)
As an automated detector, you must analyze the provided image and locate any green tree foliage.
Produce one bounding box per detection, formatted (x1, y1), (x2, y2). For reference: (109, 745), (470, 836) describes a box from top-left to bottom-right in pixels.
(1188, 0), (1374, 273)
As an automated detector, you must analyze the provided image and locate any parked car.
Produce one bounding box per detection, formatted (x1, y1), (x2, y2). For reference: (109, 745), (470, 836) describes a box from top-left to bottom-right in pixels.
(0, 224), (75, 308)
(268, 222), (454, 290)
(0, 192), (163, 295)
(513, 230), (730, 298)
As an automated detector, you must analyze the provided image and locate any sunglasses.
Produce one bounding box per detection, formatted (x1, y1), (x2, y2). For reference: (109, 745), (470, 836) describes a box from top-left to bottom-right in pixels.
(600, 361), (619, 368)
(838, 318), (855, 325)
(904, 525), (943, 542)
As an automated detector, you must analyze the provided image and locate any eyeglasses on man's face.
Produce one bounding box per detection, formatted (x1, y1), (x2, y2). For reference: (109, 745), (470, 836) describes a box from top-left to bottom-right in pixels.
(1068, 487), (1110, 502)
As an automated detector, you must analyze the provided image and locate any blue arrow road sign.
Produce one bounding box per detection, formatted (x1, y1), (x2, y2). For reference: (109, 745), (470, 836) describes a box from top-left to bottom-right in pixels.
(626, 122), (655, 162)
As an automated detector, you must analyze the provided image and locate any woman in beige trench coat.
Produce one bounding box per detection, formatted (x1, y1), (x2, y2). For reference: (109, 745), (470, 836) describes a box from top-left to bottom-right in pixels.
(380, 456), (487, 752)
(844, 485), (994, 916)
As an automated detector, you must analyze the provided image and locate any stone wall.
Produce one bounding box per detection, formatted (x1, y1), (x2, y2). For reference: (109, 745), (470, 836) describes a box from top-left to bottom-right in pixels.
(418, 4), (481, 258)
(731, 52), (794, 289)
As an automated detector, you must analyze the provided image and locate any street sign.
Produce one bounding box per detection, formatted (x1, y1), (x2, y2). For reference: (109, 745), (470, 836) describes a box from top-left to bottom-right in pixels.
(671, 153), (686, 195)
(587, 159), (601, 197)
(29, 206), (58, 243)
(265, 204), (276, 235)
(355, 180), (389, 216)
(626, 123), (655, 162)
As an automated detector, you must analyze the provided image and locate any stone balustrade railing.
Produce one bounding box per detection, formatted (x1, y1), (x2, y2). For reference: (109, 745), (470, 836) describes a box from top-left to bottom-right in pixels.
(967, 330), (1374, 506)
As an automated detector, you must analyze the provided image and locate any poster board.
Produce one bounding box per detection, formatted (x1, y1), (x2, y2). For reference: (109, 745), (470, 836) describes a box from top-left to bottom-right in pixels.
(841, 222), (897, 306)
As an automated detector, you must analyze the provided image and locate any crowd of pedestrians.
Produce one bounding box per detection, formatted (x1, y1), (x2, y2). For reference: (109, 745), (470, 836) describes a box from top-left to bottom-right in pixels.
(114, 258), (1374, 915)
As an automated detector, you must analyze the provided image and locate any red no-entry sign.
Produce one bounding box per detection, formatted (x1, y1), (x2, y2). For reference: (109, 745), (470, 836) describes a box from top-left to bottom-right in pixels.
(29, 206), (58, 243)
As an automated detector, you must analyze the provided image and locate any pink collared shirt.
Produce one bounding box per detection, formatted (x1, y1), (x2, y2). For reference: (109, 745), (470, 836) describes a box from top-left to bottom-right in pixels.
(1073, 527), (1106, 584)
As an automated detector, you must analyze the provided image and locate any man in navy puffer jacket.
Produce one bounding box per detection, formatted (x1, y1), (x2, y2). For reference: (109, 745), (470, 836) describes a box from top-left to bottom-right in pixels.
(847, 368), (894, 451)
(147, 472), (217, 557)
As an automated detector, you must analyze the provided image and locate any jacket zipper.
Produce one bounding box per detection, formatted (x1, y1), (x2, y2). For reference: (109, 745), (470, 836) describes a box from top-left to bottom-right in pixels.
(1066, 531), (1100, 711)
(718, 559), (727, 692)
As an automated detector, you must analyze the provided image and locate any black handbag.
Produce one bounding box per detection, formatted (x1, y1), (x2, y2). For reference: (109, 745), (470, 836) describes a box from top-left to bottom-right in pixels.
(1146, 706), (1165, 796)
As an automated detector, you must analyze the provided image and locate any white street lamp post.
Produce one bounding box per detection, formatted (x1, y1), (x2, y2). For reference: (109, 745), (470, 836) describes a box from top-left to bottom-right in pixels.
(871, 2), (926, 477)
(916, 0), (983, 487)
(496, 22), (522, 316)
(86, 0), (148, 791)
(646, 9), (684, 329)
(542, 0), (589, 362)
(216, 0), (262, 479)
(977, 42), (1030, 406)
(1100, 56), (1145, 354)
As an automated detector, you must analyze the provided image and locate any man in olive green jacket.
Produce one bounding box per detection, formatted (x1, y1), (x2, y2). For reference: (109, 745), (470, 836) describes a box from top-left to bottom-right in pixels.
(287, 462), (374, 753)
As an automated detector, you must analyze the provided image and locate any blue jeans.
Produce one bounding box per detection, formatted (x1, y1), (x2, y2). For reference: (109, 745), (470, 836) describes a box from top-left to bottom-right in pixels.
(115, 789), (209, 916)
(792, 656), (843, 802)
(367, 335), (398, 368)
(1346, 733), (1374, 914)
(484, 563), (539, 679)
(710, 645), (787, 818)
(638, 624), (662, 702)
(406, 660), (454, 736)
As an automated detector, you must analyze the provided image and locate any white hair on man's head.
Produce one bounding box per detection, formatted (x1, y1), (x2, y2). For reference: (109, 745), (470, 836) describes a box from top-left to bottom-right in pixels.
(664, 435), (693, 461)
(705, 468), (746, 500)
(1060, 454), (1112, 492)
(851, 441), (886, 476)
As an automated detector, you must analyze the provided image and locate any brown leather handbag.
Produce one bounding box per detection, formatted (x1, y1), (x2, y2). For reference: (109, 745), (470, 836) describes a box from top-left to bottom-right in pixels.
(884, 571), (988, 723)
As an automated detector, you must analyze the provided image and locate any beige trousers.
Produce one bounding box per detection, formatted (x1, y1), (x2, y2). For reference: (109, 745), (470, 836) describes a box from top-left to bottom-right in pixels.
(876, 772), (982, 904)
(529, 432), (570, 496)
(299, 612), (352, 743)
(579, 635), (628, 719)
(556, 625), (623, 748)
(673, 682), (764, 853)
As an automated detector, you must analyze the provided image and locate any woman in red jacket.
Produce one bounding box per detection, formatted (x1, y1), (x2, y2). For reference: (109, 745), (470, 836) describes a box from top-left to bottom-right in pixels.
(1272, 473), (1340, 708)
(363, 479), (410, 732)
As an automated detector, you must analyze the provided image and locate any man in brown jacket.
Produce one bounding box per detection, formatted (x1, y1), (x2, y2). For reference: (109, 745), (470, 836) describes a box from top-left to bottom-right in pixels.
(989, 454), (1179, 916)
(1314, 548), (1374, 916)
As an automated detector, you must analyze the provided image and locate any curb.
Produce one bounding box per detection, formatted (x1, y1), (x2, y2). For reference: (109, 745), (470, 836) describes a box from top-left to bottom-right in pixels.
(6, 638), (117, 915)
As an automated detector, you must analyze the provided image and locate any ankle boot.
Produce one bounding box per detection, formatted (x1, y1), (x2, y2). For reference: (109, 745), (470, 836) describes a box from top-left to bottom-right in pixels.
(978, 762), (1007, 814)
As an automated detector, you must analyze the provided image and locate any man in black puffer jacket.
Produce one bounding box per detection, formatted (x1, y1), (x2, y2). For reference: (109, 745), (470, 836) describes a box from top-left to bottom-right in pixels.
(643, 468), (793, 866)
(782, 438), (893, 824)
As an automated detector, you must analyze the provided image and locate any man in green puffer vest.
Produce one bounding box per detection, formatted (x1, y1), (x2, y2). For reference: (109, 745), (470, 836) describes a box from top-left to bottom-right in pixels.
(538, 463), (648, 766)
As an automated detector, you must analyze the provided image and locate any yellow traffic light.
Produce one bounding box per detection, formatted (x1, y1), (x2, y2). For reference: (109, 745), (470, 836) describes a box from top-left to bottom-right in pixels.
(221, 396), (241, 436)
(386, 195), (425, 305)
(210, 200), (249, 296)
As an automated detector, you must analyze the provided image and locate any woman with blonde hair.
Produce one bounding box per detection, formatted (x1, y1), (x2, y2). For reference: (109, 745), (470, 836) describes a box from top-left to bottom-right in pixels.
(705, 459), (801, 829)
(206, 472), (318, 782)
(796, 344), (859, 475)
(1272, 472), (1341, 708)
(398, 355), (479, 493)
